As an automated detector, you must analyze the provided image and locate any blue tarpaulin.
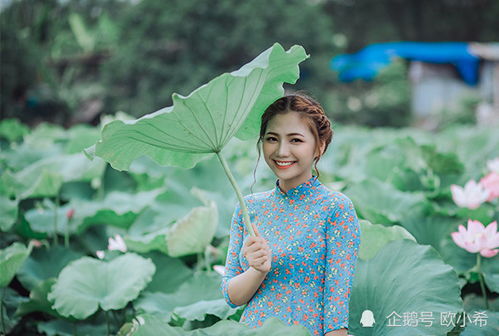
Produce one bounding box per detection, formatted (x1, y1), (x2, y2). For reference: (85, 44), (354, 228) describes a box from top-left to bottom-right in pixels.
(331, 42), (481, 85)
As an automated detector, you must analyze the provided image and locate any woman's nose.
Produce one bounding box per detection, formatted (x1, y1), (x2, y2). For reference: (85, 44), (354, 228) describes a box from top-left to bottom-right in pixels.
(276, 142), (290, 156)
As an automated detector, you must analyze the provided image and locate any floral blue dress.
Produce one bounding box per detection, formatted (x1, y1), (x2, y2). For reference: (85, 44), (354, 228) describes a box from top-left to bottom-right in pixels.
(220, 175), (361, 335)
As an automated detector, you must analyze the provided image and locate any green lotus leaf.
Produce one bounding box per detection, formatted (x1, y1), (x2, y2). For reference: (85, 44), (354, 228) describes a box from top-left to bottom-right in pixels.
(89, 42), (308, 171)
(166, 199), (218, 257)
(142, 252), (193, 293)
(172, 299), (238, 322)
(400, 204), (462, 254)
(37, 319), (107, 336)
(118, 314), (309, 336)
(64, 124), (101, 154)
(48, 253), (155, 319)
(460, 294), (499, 336)
(16, 278), (62, 318)
(350, 239), (463, 335)
(134, 272), (222, 318)
(0, 118), (29, 142)
(0, 242), (32, 287)
(124, 184), (218, 255)
(435, 126), (499, 180)
(1, 153), (105, 199)
(481, 256), (499, 294)
(1, 287), (29, 334)
(345, 179), (427, 225)
(0, 196), (18, 232)
(17, 245), (84, 290)
(24, 188), (164, 234)
(358, 220), (416, 260)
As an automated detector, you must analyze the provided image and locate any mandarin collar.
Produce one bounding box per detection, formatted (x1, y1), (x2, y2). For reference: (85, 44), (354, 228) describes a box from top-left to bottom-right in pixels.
(274, 175), (320, 200)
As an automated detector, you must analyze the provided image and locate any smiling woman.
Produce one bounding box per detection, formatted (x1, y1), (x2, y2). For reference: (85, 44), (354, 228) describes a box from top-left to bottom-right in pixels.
(221, 94), (360, 336)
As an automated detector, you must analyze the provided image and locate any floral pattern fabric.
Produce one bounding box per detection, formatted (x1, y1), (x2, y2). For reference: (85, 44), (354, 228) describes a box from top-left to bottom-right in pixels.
(220, 175), (361, 335)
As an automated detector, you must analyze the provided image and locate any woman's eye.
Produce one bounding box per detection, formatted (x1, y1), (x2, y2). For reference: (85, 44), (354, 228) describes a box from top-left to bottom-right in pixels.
(265, 137), (302, 143)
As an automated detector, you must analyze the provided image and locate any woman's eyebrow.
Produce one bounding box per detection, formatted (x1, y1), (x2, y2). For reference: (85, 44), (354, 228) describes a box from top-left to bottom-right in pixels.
(266, 131), (304, 137)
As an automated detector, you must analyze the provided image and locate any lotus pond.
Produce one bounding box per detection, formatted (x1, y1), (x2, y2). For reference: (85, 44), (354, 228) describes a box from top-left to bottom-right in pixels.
(1, 114), (498, 336)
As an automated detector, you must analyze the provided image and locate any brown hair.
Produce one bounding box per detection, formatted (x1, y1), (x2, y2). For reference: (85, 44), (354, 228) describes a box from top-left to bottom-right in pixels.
(250, 92), (333, 194)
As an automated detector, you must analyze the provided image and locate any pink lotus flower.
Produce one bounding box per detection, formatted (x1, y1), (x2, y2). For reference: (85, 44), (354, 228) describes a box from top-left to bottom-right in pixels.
(66, 209), (75, 220)
(450, 180), (489, 209)
(451, 220), (499, 257)
(487, 158), (499, 174)
(480, 172), (499, 201)
(108, 234), (127, 252)
(30, 239), (43, 248)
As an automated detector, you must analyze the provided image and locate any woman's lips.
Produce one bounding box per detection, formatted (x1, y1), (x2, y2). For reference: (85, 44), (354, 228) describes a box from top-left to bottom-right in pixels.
(274, 160), (297, 169)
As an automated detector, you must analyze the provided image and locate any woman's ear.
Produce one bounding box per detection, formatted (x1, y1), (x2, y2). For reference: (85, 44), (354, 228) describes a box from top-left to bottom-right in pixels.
(315, 142), (326, 159)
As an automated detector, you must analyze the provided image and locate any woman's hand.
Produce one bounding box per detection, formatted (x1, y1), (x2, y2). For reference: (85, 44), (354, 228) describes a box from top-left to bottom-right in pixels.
(243, 223), (272, 274)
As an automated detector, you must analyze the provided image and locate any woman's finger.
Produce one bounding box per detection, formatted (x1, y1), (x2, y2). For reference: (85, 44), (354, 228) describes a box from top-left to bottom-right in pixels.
(253, 255), (267, 265)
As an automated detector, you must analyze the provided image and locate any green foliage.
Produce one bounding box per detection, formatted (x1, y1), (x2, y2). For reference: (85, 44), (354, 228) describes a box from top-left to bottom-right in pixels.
(0, 242), (32, 287)
(48, 253), (155, 319)
(88, 43), (308, 170)
(0, 112), (498, 333)
(0, 119), (29, 142)
(358, 220), (416, 260)
(17, 245), (84, 291)
(118, 314), (310, 336)
(351, 239), (463, 336)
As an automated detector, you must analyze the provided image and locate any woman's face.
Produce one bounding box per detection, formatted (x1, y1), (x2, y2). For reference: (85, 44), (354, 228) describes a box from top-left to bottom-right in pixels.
(262, 111), (322, 192)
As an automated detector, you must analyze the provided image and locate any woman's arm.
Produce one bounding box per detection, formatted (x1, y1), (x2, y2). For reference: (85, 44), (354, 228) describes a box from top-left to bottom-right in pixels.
(226, 267), (268, 306)
(221, 202), (268, 307)
(323, 193), (361, 333)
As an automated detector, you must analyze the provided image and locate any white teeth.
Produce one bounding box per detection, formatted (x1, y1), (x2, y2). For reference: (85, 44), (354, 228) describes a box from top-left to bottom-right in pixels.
(275, 161), (295, 166)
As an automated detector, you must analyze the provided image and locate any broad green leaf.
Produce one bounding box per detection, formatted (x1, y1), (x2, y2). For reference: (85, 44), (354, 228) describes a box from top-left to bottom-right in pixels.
(16, 278), (62, 317)
(358, 220), (416, 260)
(124, 184), (217, 255)
(134, 272), (223, 318)
(172, 299), (238, 322)
(0, 242), (32, 287)
(439, 235), (477, 274)
(400, 205), (463, 255)
(48, 253), (155, 319)
(166, 199), (218, 257)
(89, 42), (308, 171)
(0, 118), (29, 142)
(0, 196), (18, 231)
(1, 287), (29, 334)
(460, 294), (499, 336)
(17, 245), (84, 290)
(64, 124), (101, 154)
(24, 188), (164, 234)
(118, 314), (310, 336)
(481, 256), (499, 294)
(37, 319), (107, 336)
(142, 252), (193, 293)
(2, 153), (105, 199)
(350, 239), (463, 336)
(435, 126), (499, 180)
(345, 179), (427, 225)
